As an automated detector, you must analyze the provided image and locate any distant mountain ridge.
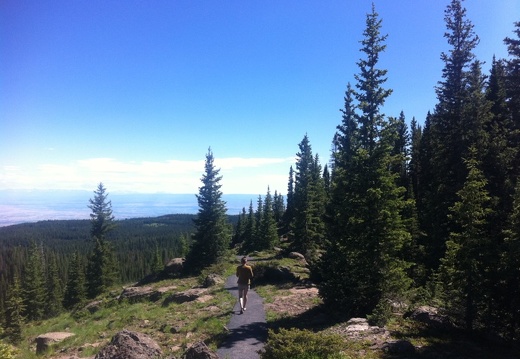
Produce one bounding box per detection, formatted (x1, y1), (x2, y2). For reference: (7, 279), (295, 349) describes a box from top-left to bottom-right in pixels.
(0, 190), (257, 227)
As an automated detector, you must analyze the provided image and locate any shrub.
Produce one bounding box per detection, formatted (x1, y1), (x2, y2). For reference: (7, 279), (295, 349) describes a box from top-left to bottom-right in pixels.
(0, 341), (17, 359)
(261, 328), (346, 359)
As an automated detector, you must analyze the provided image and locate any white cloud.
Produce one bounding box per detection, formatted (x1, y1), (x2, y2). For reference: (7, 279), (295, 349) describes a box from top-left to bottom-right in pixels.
(0, 157), (294, 194)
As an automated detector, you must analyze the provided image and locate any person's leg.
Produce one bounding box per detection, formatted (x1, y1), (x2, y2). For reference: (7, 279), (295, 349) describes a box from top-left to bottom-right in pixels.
(242, 286), (249, 310)
(238, 286), (245, 312)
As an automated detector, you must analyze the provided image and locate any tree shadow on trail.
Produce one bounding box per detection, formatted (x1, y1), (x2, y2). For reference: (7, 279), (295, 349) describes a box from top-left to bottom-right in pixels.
(218, 321), (268, 350)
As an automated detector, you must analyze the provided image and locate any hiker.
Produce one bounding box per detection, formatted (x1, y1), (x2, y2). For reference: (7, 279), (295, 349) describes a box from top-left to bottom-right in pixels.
(236, 256), (254, 314)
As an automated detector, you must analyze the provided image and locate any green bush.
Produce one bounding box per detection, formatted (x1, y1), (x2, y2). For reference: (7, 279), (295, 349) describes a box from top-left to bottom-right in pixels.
(261, 328), (346, 359)
(0, 341), (17, 359)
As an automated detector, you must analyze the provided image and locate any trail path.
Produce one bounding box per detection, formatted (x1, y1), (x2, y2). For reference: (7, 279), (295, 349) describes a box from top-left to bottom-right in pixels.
(216, 270), (267, 359)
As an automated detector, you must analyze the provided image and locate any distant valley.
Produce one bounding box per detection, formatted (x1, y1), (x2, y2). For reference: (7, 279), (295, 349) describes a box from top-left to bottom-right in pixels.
(0, 190), (256, 227)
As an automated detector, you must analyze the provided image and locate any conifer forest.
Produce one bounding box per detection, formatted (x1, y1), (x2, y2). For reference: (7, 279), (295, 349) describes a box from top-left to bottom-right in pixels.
(2, 0), (520, 346)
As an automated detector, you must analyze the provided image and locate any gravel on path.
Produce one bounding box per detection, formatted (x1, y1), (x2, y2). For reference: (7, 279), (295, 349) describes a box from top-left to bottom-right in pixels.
(216, 271), (267, 359)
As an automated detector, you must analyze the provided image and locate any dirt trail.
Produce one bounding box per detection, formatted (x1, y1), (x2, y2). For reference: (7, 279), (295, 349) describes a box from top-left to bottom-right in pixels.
(216, 273), (267, 359)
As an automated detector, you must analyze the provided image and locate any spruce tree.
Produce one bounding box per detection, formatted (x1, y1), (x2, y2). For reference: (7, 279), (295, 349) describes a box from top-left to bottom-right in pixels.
(86, 183), (118, 298)
(4, 275), (24, 344)
(185, 148), (231, 272)
(45, 254), (63, 318)
(436, 148), (491, 330)
(22, 242), (46, 321)
(420, 0), (480, 275)
(63, 252), (86, 309)
(319, 4), (412, 321)
(242, 200), (256, 253)
(501, 180), (520, 339)
(258, 187), (279, 250)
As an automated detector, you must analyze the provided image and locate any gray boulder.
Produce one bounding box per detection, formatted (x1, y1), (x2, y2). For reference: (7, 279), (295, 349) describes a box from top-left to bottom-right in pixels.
(183, 341), (219, 359)
(35, 332), (75, 354)
(203, 274), (224, 288)
(164, 288), (208, 305)
(163, 258), (185, 276)
(95, 329), (162, 359)
(405, 305), (450, 328)
(119, 286), (155, 303)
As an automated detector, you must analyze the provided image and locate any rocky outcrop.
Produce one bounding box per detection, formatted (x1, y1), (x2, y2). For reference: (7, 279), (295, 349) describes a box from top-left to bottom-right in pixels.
(203, 274), (224, 288)
(163, 288), (208, 305)
(382, 339), (416, 355)
(35, 332), (75, 354)
(119, 286), (155, 303)
(405, 305), (451, 329)
(183, 341), (219, 359)
(94, 329), (162, 359)
(163, 258), (185, 277)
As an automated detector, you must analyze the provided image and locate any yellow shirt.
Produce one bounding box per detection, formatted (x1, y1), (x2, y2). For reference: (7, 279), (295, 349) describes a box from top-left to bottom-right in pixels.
(236, 264), (253, 285)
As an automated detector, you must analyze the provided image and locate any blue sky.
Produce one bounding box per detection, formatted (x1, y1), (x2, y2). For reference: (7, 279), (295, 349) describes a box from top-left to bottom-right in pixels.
(1, 0), (518, 195)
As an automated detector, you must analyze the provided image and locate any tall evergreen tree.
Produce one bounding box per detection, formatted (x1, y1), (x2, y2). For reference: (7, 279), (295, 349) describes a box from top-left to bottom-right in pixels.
(3, 275), (24, 344)
(86, 183), (118, 298)
(185, 148), (231, 272)
(88, 182), (116, 240)
(319, 4), (411, 321)
(436, 148), (491, 330)
(63, 252), (86, 309)
(419, 0), (480, 274)
(282, 166), (295, 236)
(45, 253), (63, 318)
(242, 200), (256, 253)
(22, 242), (46, 321)
(500, 180), (520, 339)
(258, 187), (279, 250)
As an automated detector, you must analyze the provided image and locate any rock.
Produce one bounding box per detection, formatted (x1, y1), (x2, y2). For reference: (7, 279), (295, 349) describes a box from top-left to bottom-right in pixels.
(203, 273), (224, 288)
(35, 332), (75, 354)
(84, 300), (103, 314)
(405, 305), (450, 328)
(382, 340), (416, 355)
(119, 286), (154, 303)
(288, 252), (305, 260)
(164, 288), (208, 305)
(183, 341), (219, 359)
(94, 329), (162, 359)
(163, 258), (185, 277)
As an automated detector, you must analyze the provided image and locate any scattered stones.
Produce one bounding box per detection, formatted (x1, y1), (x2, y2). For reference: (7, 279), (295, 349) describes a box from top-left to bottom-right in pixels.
(94, 330), (162, 359)
(35, 332), (75, 354)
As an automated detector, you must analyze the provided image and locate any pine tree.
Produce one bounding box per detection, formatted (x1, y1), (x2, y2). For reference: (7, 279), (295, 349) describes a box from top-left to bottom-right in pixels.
(419, 0), (480, 274)
(282, 166), (295, 236)
(86, 183), (118, 298)
(500, 180), (520, 339)
(185, 148), (231, 272)
(63, 252), (86, 309)
(436, 148), (491, 330)
(22, 242), (46, 321)
(45, 253), (63, 318)
(3, 275), (24, 344)
(319, 4), (412, 321)
(242, 201), (256, 253)
(258, 187), (279, 250)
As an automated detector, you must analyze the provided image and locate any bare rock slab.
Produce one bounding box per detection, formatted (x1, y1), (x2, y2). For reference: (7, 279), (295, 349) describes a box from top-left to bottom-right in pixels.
(35, 332), (75, 354)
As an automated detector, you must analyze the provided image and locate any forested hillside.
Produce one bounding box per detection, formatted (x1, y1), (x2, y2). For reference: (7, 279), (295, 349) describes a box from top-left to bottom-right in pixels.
(0, 214), (199, 310)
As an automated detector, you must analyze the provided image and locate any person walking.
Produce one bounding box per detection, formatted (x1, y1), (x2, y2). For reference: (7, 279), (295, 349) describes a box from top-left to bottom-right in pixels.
(236, 256), (254, 314)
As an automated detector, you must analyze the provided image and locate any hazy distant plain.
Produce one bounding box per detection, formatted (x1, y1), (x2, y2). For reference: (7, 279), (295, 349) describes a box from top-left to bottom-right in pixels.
(0, 190), (255, 227)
